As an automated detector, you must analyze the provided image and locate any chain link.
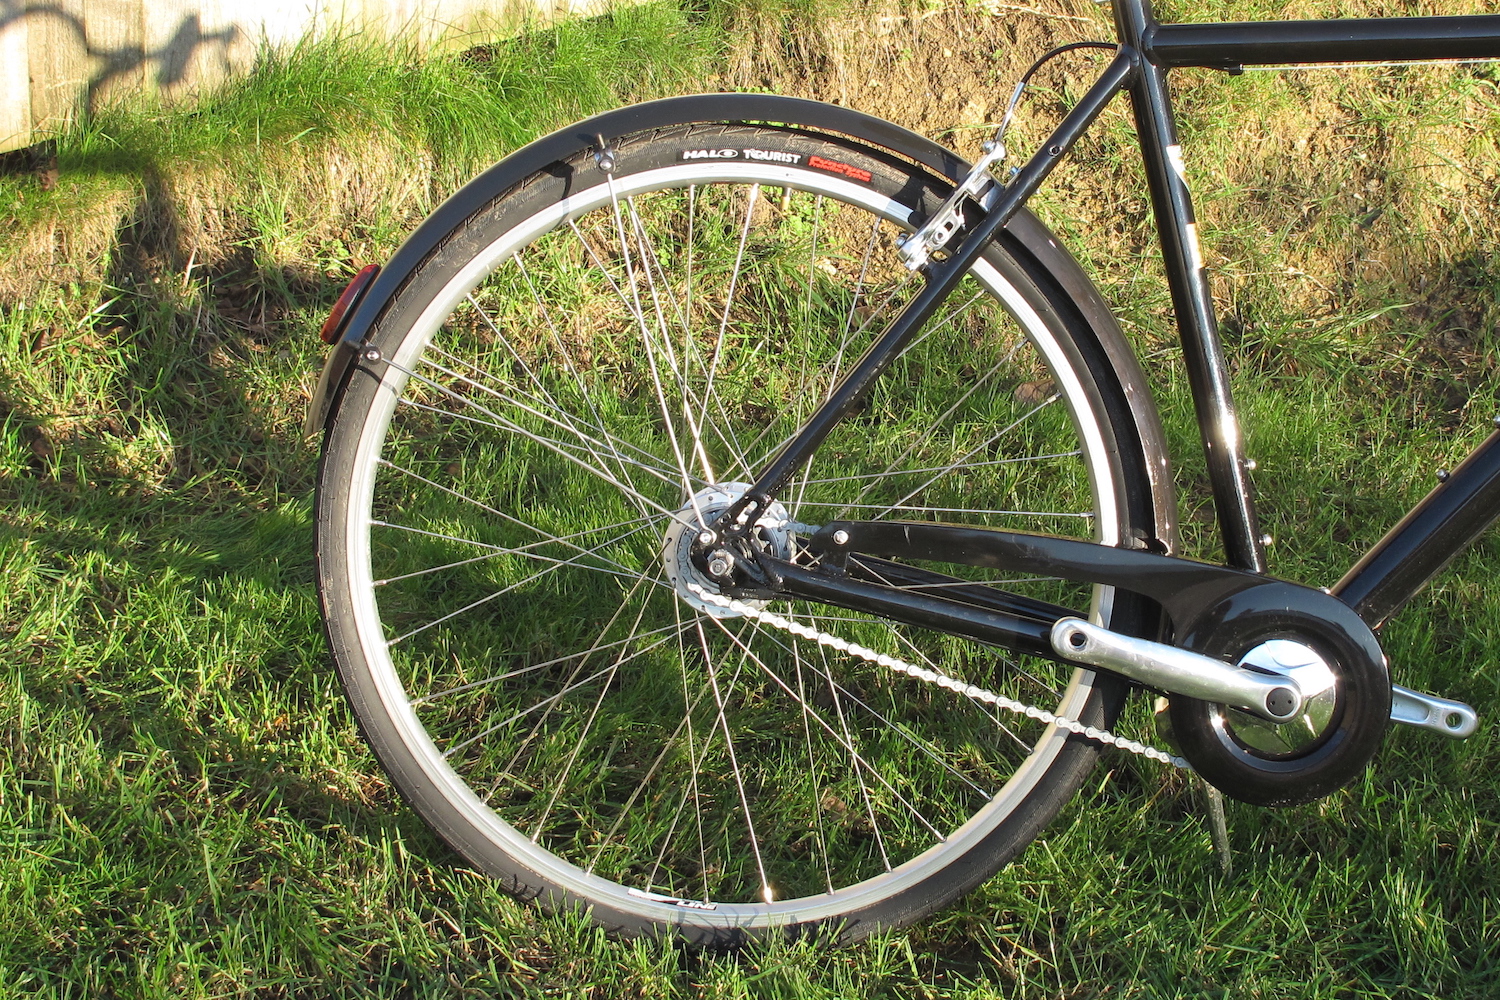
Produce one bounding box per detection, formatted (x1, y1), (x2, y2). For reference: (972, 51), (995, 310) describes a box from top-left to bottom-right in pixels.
(686, 581), (1191, 770)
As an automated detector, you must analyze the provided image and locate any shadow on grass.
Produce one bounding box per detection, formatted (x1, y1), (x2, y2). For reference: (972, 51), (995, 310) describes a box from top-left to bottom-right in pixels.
(0, 172), (546, 995)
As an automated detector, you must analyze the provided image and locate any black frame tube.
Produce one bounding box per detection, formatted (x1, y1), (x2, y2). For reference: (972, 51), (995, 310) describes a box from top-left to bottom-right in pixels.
(1334, 427), (1500, 628)
(1118, 0), (1268, 573)
(1148, 15), (1500, 70)
(773, 560), (1062, 660)
(738, 49), (1138, 509)
(748, 0), (1500, 632)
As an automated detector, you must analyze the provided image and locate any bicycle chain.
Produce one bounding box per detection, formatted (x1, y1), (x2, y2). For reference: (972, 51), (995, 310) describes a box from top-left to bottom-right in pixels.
(686, 577), (1191, 770)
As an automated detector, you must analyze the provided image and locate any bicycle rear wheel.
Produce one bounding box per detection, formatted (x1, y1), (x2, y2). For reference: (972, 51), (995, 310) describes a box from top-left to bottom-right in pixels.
(316, 122), (1160, 943)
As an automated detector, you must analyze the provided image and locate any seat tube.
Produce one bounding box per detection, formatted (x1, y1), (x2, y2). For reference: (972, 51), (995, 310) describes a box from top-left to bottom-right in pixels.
(1115, 0), (1267, 573)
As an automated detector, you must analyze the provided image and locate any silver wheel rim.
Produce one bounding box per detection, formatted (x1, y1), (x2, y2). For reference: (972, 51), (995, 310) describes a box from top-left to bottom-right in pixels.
(334, 159), (1128, 927)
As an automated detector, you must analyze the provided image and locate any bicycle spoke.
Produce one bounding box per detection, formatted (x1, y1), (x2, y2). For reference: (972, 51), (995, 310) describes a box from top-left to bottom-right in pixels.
(384, 359), (689, 519)
(324, 141), (1141, 928)
(413, 624), (686, 706)
(603, 174), (704, 520)
(692, 616), (773, 902)
(405, 352), (690, 494)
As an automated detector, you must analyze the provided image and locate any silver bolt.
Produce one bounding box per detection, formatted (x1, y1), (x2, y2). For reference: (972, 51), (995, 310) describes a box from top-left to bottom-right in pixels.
(1259, 534), (1274, 547)
(707, 552), (734, 578)
(593, 134), (617, 172)
(832, 529), (850, 546)
(1244, 458), (1257, 471)
(697, 530), (717, 546)
(363, 346), (382, 362)
(1437, 468), (1451, 482)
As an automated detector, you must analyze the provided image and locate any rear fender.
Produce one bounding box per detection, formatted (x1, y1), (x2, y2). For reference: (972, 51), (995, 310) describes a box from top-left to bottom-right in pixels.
(304, 93), (1177, 549)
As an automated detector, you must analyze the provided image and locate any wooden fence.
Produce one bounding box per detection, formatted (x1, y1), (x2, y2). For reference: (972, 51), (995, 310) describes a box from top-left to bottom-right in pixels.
(2, 0), (603, 152)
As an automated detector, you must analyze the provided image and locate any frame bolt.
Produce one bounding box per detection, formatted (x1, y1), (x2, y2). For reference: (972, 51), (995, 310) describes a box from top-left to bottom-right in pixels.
(697, 530), (717, 546)
(706, 551), (735, 578)
(363, 346), (382, 362)
(832, 529), (850, 546)
(1437, 468), (1451, 482)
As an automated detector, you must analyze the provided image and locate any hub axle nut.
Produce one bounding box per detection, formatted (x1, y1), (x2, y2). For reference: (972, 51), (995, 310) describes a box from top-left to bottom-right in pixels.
(706, 551), (735, 578)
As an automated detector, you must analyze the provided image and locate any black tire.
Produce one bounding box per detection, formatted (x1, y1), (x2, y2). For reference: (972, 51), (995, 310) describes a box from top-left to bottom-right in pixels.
(315, 122), (1160, 943)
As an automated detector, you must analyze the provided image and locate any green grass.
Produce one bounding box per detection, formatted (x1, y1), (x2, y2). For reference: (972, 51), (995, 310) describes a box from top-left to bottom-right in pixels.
(3, 0), (1500, 995)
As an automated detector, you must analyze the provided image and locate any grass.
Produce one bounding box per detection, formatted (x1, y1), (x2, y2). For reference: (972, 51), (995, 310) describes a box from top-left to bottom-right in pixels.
(3, 0), (1500, 996)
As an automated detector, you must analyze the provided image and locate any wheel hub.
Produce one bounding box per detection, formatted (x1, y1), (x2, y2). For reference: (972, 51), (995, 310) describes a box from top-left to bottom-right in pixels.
(660, 483), (794, 618)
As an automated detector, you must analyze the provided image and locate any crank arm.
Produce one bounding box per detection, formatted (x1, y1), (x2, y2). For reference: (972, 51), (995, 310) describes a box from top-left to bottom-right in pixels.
(1390, 685), (1478, 738)
(1052, 618), (1302, 721)
(763, 558), (1303, 721)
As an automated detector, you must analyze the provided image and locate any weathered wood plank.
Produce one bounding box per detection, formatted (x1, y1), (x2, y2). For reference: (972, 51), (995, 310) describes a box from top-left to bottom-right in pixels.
(1, 4), (33, 149)
(1, 0), (579, 152)
(26, 0), (90, 132)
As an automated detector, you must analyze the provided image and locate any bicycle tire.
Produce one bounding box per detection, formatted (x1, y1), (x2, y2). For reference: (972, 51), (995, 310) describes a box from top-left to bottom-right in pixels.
(315, 120), (1162, 943)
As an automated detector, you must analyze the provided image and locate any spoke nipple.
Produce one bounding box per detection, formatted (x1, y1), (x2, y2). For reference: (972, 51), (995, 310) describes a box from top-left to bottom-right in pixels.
(593, 134), (617, 173)
(1437, 468), (1451, 482)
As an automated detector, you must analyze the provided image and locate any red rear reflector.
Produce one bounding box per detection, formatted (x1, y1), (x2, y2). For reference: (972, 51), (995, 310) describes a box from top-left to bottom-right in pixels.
(320, 264), (381, 344)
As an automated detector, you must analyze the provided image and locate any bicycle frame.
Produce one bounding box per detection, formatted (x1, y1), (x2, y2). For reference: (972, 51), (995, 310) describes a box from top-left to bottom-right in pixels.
(727, 0), (1500, 637)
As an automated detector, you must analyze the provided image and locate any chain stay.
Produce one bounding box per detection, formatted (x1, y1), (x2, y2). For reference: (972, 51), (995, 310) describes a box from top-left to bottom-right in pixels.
(685, 582), (1190, 770)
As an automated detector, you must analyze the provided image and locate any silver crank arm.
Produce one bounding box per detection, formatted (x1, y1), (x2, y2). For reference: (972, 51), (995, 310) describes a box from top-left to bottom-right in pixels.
(1051, 618), (1304, 722)
(1390, 684), (1478, 738)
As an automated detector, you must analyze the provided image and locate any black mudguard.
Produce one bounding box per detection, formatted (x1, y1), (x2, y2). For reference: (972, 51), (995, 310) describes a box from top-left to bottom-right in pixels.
(304, 92), (1178, 550)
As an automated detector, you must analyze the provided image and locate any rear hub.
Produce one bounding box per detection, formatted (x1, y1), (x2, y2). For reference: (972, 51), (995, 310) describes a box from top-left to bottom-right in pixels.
(660, 483), (794, 618)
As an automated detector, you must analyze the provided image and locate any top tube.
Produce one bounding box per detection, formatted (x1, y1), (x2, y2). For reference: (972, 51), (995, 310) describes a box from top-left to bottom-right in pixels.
(1144, 14), (1500, 69)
